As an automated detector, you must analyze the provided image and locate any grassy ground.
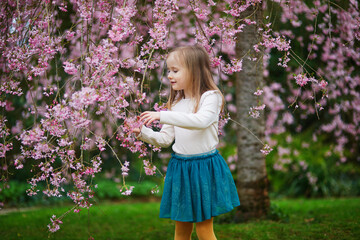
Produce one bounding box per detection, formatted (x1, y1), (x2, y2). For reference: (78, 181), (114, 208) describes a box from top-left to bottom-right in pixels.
(0, 197), (359, 240)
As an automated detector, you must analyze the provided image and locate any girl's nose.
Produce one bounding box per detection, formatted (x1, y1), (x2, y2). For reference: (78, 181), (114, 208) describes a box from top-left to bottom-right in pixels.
(168, 72), (173, 79)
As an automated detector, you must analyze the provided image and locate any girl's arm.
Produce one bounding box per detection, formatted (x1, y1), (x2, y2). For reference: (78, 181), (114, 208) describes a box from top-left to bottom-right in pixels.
(136, 124), (175, 148)
(160, 91), (222, 130)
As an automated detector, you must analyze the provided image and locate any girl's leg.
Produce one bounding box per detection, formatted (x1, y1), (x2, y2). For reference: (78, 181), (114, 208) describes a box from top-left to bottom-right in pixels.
(195, 217), (217, 240)
(175, 221), (194, 240)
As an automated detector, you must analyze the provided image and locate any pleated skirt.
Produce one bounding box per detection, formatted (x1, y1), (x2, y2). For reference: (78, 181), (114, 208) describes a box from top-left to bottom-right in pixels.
(159, 149), (240, 223)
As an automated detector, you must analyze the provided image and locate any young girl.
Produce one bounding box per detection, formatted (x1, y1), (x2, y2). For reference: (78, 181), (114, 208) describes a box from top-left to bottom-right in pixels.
(133, 45), (240, 240)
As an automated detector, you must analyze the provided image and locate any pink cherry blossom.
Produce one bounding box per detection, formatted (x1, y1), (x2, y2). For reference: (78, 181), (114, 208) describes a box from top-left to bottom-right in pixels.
(120, 186), (135, 196)
(260, 144), (273, 156)
(254, 89), (264, 96)
(70, 87), (98, 110)
(47, 215), (63, 233)
(63, 61), (78, 75)
(143, 160), (157, 176)
(294, 73), (309, 87)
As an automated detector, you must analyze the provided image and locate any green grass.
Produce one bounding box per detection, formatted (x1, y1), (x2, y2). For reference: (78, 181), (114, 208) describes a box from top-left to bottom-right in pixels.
(0, 198), (359, 239)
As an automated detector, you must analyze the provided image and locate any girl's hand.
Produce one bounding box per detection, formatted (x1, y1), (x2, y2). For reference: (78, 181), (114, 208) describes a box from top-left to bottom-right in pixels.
(132, 127), (141, 137)
(140, 111), (160, 126)
(133, 128), (141, 134)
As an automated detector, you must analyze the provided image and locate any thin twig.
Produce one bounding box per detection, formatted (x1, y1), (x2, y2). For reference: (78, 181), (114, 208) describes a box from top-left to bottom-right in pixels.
(301, 12), (318, 69)
(140, 48), (155, 93)
(229, 118), (264, 145)
(86, 129), (124, 168)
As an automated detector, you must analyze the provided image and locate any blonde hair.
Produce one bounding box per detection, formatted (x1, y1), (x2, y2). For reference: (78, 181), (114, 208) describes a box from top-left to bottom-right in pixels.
(165, 45), (225, 112)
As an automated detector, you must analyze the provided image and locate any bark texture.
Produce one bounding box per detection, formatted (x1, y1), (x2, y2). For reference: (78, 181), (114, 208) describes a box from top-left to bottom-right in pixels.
(235, 3), (270, 222)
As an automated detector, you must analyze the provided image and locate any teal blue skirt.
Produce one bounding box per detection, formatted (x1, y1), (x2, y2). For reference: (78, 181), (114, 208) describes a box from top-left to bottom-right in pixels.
(159, 149), (240, 222)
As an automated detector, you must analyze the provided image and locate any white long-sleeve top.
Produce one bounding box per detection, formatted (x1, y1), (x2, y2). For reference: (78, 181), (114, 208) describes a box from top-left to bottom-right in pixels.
(138, 90), (222, 154)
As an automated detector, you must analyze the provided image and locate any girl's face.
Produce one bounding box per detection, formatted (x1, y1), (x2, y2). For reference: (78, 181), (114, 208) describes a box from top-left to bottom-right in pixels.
(166, 52), (191, 98)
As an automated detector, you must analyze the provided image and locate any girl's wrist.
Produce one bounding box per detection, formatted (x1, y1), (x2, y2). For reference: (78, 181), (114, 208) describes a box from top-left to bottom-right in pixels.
(133, 125), (143, 138)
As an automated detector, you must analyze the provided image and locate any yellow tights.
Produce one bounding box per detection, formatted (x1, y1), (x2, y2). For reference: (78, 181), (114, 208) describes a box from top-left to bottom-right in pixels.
(174, 218), (217, 240)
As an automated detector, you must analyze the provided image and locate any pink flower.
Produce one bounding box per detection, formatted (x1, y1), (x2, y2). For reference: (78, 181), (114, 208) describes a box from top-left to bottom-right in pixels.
(223, 59), (243, 74)
(210, 56), (222, 68)
(294, 73), (309, 87)
(34, 142), (51, 153)
(151, 185), (160, 194)
(91, 157), (102, 173)
(57, 138), (73, 147)
(41, 119), (66, 137)
(0, 143), (13, 158)
(59, 4), (68, 12)
(20, 127), (46, 146)
(47, 215), (63, 233)
(249, 107), (260, 118)
(14, 158), (24, 169)
(249, 104), (266, 118)
(121, 161), (130, 176)
(71, 111), (91, 129)
(227, 104), (236, 113)
(120, 186), (134, 196)
(70, 87), (98, 110)
(225, 94), (232, 102)
(108, 6), (137, 42)
(63, 61), (78, 75)
(77, 0), (92, 20)
(148, 23), (169, 49)
(95, 136), (106, 151)
(319, 80), (328, 89)
(143, 160), (156, 176)
(153, 103), (167, 112)
(65, 31), (75, 40)
(121, 166), (129, 176)
(260, 144), (273, 155)
(254, 89), (264, 96)
(67, 150), (75, 157)
(254, 104), (266, 111)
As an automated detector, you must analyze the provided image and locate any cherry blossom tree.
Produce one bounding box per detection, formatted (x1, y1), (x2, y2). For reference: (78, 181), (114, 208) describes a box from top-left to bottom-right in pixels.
(0, 0), (359, 232)
(234, 2), (270, 220)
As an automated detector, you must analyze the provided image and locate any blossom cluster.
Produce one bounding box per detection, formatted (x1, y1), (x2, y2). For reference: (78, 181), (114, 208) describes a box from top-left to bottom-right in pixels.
(260, 144), (273, 156)
(249, 104), (266, 119)
(47, 215), (63, 233)
(108, 6), (137, 42)
(151, 185), (160, 194)
(256, 22), (291, 68)
(293, 73), (317, 87)
(121, 161), (130, 177)
(143, 160), (157, 176)
(120, 185), (135, 196)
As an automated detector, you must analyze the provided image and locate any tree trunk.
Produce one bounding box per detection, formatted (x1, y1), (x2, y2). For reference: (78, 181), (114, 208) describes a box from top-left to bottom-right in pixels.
(235, 3), (270, 222)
